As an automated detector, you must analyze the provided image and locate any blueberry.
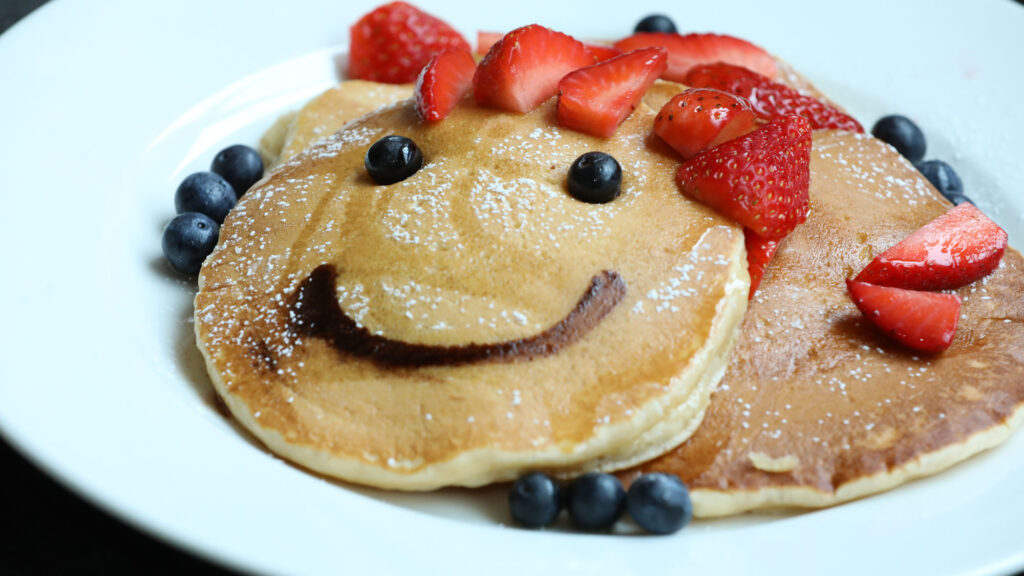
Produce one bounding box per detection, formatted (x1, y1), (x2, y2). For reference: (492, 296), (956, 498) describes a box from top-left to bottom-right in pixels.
(508, 473), (562, 528)
(162, 212), (219, 276)
(568, 152), (622, 204)
(365, 135), (424, 185)
(871, 115), (926, 163)
(565, 472), (626, 531)
(175, 172), (237, 224)
(634, 14), (678, 34)
(211, 144), (264, 196)
(626, 473), (693, 535)
(916, 159), (968, 204)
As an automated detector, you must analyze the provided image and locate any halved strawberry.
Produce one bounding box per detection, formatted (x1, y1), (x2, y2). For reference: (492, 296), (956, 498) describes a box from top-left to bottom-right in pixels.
(684, 63), (863, 132)
(556, 48), (668, 137)
(846, 280), (961, 354)
(745, 229), (780, 299)
(349, 2), (471, 84)
(654, 88), (757, 159)
(415, 49), (477, 122)
(677, 114), (811, 239)
(473, 25), (594, 113)
(613, 32), (776, 83)
(854, 202), (1008, 291)
(476, 30), (503, 55)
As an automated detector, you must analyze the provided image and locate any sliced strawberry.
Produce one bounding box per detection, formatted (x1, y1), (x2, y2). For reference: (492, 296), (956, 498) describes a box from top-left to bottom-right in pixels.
(415, 49), (477, 122)
(556, 48), (668, 137)
(349, 2), (471, 84)
(478, 31), (618, 63)
(613, 33), (776, 83)
(585, 43), (623, 63)
(854, 202), (1008, 291)
(684, 63), (863, 132)
(846, 280), (961, 354)
(677, 114), (811, 239)
(473, 25), (594, 113)
(476, 30), (503, 55)
(478, 30), (619, 63)
(745, 229), (780, 299)
(654, 88), (757, 159)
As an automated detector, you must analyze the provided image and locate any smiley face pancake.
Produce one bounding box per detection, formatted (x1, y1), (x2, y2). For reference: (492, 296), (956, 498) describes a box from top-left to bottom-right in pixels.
(194, 96), (749, 489)
(622, 131), (1024, 516)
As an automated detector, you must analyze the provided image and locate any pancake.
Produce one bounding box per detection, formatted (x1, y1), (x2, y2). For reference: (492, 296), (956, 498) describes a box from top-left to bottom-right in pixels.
(622, 130), (1024, 516)
(195, 95), (750, 489)
(259, 80), (413, 169)
(260, 61), (831, 171)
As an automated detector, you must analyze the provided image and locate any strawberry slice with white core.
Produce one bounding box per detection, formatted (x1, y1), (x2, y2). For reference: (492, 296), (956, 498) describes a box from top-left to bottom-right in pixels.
(473, 25), (594, 113)
(613, 32), (776, 82)
(654, 88), (757, 159)
(676, 114), (811, 239)
(846, 280), (962, 354)
(854, 202), (1008, 291)
(556, 47), (668, 138)
(415, 48), (477, 122)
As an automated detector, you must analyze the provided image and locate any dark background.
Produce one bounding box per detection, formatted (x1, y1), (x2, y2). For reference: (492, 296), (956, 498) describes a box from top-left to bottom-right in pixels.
(2, 1), (1024, 575)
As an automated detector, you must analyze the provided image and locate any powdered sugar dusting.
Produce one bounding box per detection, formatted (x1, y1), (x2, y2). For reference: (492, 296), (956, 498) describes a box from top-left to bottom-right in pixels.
(469, 169), (613, 252)
(382, 159), (462, 249)
(814, 134), (934, 206)
(630, 226), (737, 315)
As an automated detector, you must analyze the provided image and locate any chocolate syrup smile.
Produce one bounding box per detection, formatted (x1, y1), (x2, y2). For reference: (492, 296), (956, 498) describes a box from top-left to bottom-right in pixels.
(290, 264), (626, 367)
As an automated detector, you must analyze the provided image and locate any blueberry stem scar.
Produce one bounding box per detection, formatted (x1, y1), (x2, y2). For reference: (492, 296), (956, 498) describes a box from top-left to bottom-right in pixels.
(290, 264), (626, 367)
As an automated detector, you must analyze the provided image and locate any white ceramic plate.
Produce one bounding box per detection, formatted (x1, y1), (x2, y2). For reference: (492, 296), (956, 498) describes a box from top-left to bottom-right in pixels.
(2, 1), (1023, 574)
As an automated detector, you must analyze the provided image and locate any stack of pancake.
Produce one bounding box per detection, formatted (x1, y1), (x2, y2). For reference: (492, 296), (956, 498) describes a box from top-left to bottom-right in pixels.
(195, 62), (1024, 515)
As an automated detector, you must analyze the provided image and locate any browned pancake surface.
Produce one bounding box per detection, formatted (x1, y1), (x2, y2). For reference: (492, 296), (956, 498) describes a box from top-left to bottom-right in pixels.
(625, 131), (1024, 514)
(195, 96), (749, 489)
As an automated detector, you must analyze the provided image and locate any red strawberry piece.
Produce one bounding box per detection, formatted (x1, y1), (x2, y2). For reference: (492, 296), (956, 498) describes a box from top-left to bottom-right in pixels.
(684, 63), (863, 132)
(349, 1), (470, 84)
(476, 30), (504, 55)
(415, 49), (477, 122)
(477, 32), (619, 64)
(556, 48), (668, 138)
(473, 25), (594, 113)
(854, 202), (1008, 291)
(585, 43), (622, 63)
(745, 228), (780, 299)
(613, 33), (776, 83)
(654, 88), (758, 159)
(846, 280), (961, 354)
(676, 114), (811, 239)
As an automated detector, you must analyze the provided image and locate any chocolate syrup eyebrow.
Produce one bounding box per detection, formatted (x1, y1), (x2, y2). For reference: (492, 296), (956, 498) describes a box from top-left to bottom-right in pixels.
(289, 264), (626, 367)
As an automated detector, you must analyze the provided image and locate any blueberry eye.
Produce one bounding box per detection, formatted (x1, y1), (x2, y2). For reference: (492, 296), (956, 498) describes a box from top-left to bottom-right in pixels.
(365, 135), (424, 185)
(568, 152), (622, 204)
